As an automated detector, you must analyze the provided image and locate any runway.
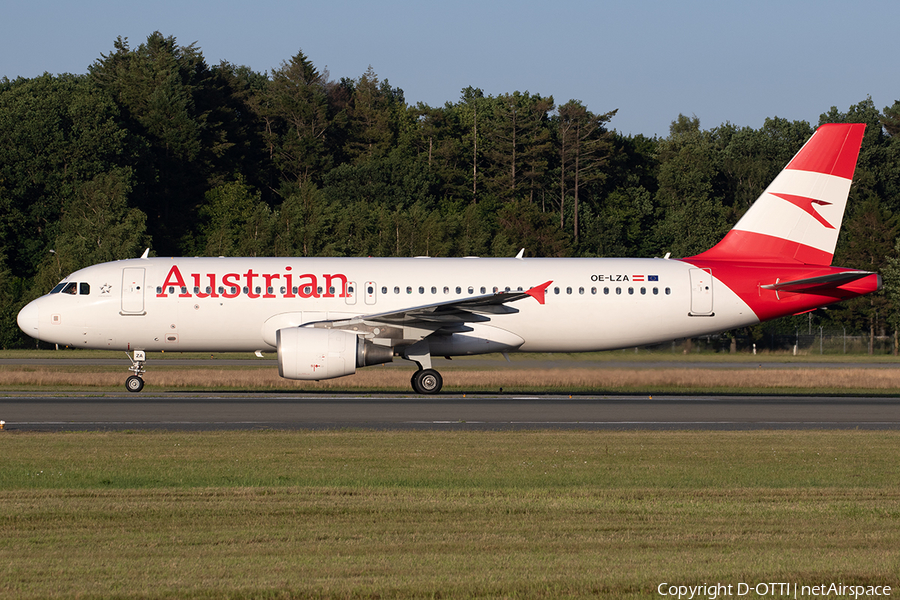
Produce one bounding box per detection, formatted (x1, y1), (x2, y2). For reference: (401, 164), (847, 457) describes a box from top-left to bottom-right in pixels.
(2, 392), (899, 431)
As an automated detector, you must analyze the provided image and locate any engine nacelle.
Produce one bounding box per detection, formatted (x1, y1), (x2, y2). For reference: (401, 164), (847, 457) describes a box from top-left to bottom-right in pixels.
(276, 327), (393, 380)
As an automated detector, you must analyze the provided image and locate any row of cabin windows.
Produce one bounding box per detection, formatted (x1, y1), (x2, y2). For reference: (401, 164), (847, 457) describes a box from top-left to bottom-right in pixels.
(378, 286), (673, 296)
(156, 284), (673, 297)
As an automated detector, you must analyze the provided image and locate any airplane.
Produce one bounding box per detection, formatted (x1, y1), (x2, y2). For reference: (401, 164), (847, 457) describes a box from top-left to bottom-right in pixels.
(16, 122), (881, 394)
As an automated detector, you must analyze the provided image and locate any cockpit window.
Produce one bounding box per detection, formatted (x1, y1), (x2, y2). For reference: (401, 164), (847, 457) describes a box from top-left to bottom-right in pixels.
(49, 281), (89, 295)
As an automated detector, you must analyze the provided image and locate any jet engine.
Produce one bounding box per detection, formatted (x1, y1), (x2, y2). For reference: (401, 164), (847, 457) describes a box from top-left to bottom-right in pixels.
(276, 327), (393, 380)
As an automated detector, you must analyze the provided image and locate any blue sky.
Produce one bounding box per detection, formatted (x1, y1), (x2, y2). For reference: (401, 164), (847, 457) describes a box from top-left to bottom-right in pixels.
(2, 0), (895, 137)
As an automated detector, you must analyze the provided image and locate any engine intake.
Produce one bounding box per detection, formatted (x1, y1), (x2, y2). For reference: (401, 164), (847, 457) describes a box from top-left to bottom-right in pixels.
(276, 327), (393, 380)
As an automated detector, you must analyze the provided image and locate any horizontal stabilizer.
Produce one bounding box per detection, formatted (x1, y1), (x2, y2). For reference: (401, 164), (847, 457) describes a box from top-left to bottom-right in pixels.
(761, 271), (875, 293)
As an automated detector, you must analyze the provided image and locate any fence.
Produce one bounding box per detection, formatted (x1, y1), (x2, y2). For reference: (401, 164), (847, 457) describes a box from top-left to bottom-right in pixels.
(645, 329), (898, 355)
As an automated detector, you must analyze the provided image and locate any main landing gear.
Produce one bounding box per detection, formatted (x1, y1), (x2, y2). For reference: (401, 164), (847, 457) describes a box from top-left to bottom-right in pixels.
(411, 368), (443, 394)
(406, 346), (443, 394)
(125, 350), (146, 393)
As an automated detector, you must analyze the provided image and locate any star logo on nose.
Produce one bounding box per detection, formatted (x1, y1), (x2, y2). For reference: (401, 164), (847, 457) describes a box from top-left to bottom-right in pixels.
(770, 193), (834, 229)
(100, 284), (112, 294)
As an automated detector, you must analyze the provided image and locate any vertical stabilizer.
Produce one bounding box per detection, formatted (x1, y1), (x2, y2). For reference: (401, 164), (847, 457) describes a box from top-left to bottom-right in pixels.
(691, 123), (865, 265)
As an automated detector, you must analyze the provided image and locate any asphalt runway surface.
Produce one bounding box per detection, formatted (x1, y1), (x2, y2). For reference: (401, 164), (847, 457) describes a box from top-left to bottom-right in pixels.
(2, 391), (899, 431)
(3, 356), (899, 431)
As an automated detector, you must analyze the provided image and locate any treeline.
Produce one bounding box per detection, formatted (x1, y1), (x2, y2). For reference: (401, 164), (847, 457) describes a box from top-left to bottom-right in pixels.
(2, 31), (900, 350)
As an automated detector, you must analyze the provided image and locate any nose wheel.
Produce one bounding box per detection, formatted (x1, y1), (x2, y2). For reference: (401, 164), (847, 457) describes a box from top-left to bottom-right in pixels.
(125, 375), (144, 392)
(411, 368), (443, 394)
(126, 350), (146, 393)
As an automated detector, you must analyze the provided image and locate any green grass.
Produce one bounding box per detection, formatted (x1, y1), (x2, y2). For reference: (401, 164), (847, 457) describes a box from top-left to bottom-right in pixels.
(2, 430), (899, 598)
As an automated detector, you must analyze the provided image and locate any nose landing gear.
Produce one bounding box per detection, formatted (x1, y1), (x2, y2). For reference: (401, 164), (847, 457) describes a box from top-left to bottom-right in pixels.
(125, 350), (146, 392)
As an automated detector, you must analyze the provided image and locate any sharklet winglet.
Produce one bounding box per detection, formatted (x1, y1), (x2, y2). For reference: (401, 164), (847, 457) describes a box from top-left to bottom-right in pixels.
(526, 281), (552, 305)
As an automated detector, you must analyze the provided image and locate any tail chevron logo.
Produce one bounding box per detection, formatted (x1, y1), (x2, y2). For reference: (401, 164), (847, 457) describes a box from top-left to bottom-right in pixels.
(769, 193), (835, 229)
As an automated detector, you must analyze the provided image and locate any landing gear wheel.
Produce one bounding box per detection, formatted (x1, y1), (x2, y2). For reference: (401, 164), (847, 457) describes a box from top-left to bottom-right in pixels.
(125, 375), (144, 393)
(126, 350), (147, 393)
(411, 368), (442, 394)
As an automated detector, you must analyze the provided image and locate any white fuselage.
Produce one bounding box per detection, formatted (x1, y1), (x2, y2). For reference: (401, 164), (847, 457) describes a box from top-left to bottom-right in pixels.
(19, 256), (756, 355)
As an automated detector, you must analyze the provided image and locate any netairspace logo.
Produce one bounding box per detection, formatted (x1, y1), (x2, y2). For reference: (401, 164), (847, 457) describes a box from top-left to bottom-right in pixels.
(657, 582), (893, 599)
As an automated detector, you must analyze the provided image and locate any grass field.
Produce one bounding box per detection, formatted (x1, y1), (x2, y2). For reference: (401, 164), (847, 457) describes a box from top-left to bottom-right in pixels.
(8, 364), (900, 395)
(2, 430), (900, 599)
(3, 349), (900, 394)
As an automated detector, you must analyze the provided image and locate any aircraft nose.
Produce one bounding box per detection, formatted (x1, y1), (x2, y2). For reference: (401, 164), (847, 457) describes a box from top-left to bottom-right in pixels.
(17, 301), (39, 339)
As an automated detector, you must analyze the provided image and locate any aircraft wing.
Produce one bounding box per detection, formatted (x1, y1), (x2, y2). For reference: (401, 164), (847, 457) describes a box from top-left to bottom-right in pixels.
(360, 280), (552, 325)
(308, 281), (552, 332)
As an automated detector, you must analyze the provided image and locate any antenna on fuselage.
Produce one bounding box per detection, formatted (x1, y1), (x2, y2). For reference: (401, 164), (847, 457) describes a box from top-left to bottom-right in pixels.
(140, 248), (149, 259)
